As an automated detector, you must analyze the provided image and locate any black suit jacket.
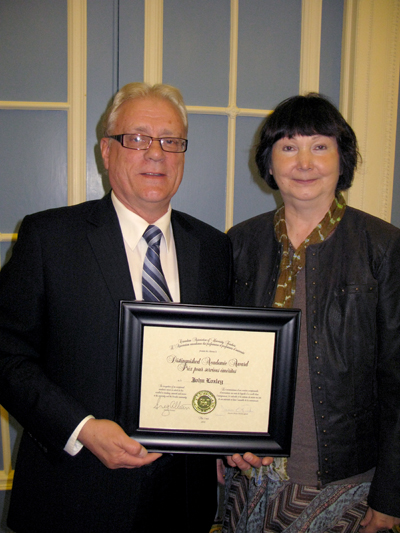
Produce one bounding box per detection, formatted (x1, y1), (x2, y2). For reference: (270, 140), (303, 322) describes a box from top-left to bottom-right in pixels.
(0, 193), (232, 532)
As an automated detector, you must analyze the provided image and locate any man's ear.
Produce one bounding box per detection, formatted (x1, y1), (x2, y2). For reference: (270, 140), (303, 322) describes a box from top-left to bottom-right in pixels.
(100, 138), (110, 170)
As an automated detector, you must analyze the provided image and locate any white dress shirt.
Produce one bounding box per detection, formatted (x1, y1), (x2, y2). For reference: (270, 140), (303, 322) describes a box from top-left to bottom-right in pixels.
(111, 192), (180, 302)
(64, 192), (180, 455)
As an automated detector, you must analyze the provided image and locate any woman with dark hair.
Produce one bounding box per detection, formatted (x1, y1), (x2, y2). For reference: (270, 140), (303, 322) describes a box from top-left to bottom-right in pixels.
(221, 94), (400, 533)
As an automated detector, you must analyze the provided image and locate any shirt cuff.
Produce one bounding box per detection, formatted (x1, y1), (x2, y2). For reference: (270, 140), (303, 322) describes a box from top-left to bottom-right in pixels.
(64, 415), (95, 456)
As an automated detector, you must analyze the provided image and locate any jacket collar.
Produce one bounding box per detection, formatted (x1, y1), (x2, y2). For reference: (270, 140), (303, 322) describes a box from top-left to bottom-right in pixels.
(171, 210), (201, 304)
(86, 193), (135, 307)
(85, 194), (202, 306)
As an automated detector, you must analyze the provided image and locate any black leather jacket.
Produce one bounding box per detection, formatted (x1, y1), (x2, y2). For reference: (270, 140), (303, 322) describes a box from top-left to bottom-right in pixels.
(228, 206), (400, 517)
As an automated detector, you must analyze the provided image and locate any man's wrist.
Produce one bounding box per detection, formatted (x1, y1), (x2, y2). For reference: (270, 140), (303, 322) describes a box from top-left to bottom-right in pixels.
(64, 415), (95, 456)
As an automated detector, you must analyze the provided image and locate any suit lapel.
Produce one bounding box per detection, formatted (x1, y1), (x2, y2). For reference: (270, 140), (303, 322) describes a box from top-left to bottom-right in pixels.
(86, 201), (204, 306)
(86, 194), (135, 308)
(171, 211), (201, 304)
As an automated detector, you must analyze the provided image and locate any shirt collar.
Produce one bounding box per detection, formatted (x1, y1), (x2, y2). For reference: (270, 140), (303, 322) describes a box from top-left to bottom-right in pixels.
(111, 191), (172, 251)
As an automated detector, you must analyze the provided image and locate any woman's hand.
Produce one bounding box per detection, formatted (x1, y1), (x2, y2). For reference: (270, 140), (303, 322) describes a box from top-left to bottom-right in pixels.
(217, 454), (273, 485)
(360, 507), (400, 533)
(227, 453), (273, 471)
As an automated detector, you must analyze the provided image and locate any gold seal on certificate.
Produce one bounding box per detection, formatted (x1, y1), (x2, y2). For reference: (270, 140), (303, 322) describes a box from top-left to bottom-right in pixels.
(192, 391), (217, 414)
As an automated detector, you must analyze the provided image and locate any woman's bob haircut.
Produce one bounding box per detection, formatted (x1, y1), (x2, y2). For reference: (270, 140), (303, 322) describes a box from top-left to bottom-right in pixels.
(255, 93), (360, 192)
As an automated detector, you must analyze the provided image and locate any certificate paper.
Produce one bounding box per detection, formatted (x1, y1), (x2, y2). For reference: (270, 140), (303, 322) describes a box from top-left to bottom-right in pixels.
(140, 327), (275, 433)
(116, 302), (301, 455)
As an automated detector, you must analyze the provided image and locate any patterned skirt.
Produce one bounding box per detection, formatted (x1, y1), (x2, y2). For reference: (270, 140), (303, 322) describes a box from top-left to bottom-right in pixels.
(221, 469), (389, 533)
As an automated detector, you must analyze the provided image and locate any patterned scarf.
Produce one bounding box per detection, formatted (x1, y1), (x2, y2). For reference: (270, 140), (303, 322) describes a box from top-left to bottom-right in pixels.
(273, 193), (346, 309)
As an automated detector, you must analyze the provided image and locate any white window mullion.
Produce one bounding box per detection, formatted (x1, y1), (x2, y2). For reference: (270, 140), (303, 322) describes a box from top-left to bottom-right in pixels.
(299, 0), (323, 94)
(67, 0), (87, 206)
(144, 0), (163, 85)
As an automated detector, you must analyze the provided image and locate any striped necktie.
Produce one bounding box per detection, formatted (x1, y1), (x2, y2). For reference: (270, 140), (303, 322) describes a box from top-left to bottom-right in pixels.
(142, 225), (172, 302)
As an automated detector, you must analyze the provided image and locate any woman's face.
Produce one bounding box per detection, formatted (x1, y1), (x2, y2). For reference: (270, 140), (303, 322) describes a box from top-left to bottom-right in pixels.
(269, 135), (340, 207)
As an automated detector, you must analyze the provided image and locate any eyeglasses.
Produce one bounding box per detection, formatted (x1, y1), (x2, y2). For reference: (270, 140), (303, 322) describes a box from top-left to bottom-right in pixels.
(107, 133), (188, 153)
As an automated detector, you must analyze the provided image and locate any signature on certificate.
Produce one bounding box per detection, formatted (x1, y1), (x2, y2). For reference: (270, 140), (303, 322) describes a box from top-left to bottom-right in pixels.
(153, 396), (190, 416)
(219, 405), (254, 415)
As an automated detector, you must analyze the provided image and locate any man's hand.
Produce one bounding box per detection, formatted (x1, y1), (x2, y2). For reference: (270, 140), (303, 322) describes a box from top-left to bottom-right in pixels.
(78, 418), (162, 469)
(227, 453), (273, 471)
(360, 507), (400, 532)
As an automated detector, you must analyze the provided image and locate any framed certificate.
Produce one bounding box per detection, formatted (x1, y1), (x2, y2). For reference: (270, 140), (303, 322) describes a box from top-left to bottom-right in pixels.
(116, 302), (301, 456)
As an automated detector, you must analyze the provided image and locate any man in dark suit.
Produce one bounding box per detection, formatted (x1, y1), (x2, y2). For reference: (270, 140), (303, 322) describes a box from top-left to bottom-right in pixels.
(0, 82), (232, 532)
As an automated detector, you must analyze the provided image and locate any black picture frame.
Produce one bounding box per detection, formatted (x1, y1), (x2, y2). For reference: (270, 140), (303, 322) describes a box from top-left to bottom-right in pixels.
(116, 302), (301, 456)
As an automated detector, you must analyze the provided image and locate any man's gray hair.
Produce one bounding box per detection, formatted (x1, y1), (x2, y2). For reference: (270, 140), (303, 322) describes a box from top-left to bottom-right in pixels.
(103, 82), (188, 136)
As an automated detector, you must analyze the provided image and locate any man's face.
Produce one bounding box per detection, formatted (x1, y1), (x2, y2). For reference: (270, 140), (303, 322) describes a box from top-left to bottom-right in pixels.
(101, 96), (186, 222)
